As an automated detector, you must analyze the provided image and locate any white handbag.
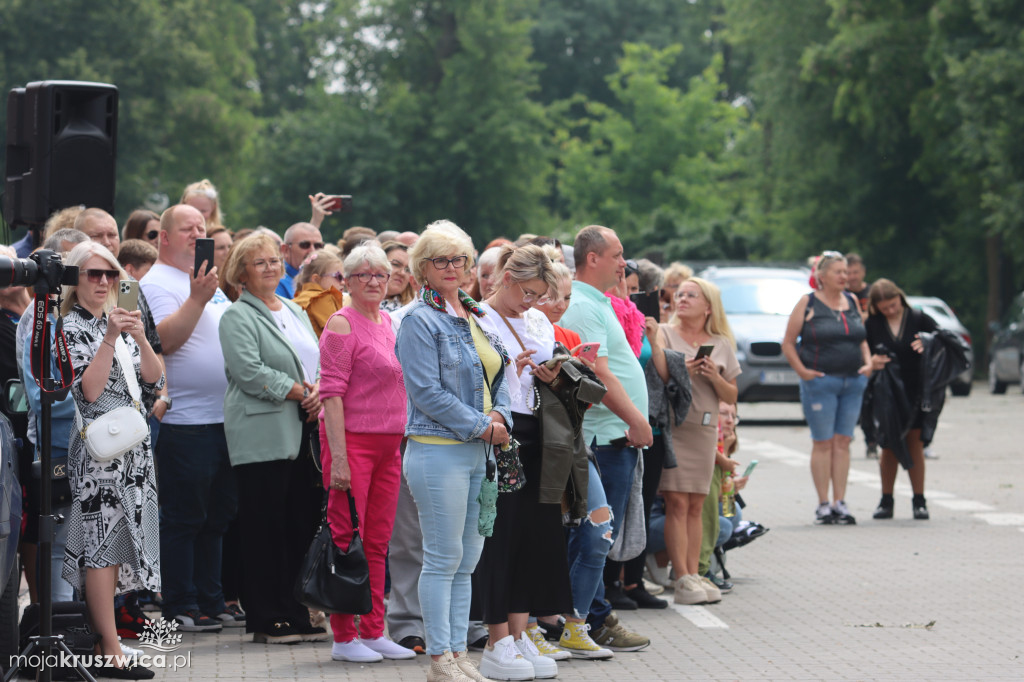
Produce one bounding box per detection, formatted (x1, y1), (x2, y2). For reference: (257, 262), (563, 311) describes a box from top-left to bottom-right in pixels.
(75, 337), (150, 463)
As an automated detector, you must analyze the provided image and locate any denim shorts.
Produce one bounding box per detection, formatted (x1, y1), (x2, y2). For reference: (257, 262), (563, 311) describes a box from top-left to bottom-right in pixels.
(799, 374), (868, 441)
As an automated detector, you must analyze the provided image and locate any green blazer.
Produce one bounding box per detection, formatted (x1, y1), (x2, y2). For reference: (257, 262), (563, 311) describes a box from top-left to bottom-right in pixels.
(219, 289), (319, 466)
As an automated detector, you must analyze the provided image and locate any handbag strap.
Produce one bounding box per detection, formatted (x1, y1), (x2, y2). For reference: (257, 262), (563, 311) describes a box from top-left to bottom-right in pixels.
(74, 335), (143, 435)
(495, 311), (527, 353)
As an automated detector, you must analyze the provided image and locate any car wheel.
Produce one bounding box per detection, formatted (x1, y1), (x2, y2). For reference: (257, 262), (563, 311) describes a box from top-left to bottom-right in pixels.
(0, 557), (19, 673)
(988, 359), (1008, 394)
(950, 381), (972, 397)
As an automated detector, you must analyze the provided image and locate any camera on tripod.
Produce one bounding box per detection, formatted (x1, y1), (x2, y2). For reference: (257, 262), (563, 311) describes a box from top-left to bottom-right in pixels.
(0, 250), (78, 293)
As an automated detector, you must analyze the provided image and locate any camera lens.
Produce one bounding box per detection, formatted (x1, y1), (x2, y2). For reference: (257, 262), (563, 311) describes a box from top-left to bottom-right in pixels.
(0, 256), (38, 288)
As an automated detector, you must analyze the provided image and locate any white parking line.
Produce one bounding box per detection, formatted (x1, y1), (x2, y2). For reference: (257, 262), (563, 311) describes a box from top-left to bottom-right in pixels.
(746, 440), (1024, 530)
(670, 603), (730, 629)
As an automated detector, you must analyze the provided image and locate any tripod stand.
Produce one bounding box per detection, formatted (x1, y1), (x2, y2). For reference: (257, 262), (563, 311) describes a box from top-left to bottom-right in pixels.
(4, 279), (96, 682)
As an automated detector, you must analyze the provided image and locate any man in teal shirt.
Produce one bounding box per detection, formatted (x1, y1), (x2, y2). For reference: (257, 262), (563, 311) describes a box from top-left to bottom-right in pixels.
(558, 225), (652, 653)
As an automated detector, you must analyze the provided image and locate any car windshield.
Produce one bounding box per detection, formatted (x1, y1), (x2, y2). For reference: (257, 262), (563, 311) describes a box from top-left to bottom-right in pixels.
(716, 277), (809, 315)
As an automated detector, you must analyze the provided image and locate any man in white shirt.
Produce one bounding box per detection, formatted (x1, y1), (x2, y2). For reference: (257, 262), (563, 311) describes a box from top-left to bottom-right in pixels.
(140, 204), (238, 633)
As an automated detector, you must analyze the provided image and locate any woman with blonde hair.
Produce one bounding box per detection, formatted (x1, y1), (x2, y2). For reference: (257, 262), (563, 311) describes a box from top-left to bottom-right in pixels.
(658, 276), (739, 605)
(293, 251), (345, 336)
(61, 241), (164, 679)
(181, 179), (224, 229)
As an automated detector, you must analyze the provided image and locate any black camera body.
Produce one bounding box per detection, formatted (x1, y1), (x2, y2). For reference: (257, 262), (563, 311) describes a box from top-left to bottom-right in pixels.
(0, 249), (78, 293)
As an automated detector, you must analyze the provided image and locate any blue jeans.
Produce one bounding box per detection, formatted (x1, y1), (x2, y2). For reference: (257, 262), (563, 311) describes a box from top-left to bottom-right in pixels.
(799, 374), (868, 441)
(566, 460), (611, 620)
(717, 504), (744, 548)
(404, 439), (486, 655)
(155, 423), (238, 617)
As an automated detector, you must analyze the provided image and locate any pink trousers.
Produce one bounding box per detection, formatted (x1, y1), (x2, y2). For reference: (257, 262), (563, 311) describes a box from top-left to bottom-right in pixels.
(319, 426), (403, 642)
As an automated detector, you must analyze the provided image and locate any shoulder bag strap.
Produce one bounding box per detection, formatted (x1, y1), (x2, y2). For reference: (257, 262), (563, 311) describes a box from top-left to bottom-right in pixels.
(495, 311), (527, 352)
(75, 335), (143, 436)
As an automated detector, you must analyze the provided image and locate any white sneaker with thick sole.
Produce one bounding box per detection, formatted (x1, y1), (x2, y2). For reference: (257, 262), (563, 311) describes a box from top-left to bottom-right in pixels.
(331, 639), (384, 663)
(673, 575), (708, 605)
(515, 632), (558, 678)
(361, 636), (417, 660)
(698, 575), (722, 604)
(525, 625), (570, 661)
(479, 635), (535, 680)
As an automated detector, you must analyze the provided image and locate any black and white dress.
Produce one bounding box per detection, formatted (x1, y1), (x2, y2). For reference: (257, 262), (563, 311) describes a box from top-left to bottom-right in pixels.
(61, 304), (163, 595)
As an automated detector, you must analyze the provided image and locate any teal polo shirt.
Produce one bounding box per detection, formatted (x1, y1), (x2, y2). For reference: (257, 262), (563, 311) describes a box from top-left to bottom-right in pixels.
(560, 280), (648, 446)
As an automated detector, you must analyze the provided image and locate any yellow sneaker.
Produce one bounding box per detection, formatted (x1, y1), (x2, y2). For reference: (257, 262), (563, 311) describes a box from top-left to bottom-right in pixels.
(526, 625), (570, 661)
(558, 620), (613, 660)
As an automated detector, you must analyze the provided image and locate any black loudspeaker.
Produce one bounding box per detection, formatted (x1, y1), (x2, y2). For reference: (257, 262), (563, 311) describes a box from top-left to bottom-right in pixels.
(4, 80), (118, 227)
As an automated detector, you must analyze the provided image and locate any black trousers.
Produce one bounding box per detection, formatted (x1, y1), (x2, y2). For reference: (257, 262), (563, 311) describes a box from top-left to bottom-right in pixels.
(604, 432), (666, 587)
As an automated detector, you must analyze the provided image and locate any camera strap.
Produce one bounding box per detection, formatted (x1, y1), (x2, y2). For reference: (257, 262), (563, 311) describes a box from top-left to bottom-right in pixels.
(30, 293), (75, 393)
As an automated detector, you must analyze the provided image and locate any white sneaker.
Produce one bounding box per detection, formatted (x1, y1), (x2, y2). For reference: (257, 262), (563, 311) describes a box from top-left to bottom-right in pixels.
(673, 574), (708, 605)
(525, 625), (570, 661)
(119, 642), (143, 658)
(645, 554), (672, 588)
(331, 638), (384, 663)
(515, 632), (558, 678)
(479, 635), (535, 681)
(361, 636), (417, 660)
(698, 575), (722, 604)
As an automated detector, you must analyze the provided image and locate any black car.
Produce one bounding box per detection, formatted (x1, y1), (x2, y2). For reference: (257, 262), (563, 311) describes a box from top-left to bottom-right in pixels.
(988, 291), (1024, 394)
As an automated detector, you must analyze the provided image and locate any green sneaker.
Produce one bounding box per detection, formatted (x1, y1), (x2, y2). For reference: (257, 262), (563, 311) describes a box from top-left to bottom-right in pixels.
(591, 619), (650, 652)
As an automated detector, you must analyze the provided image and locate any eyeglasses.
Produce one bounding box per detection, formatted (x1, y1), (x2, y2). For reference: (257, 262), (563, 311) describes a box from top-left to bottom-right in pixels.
(325, 271), (343, 280)
(83, 269), (120, 283)
(675, 291), (702, 300)
(348, 272), (390, 284)
(517, 282), (549, 305)
(145, 230), (159, 240)
(251, 258), (282, 271)
(624, 259), (639, 276)
(390, 259), (412, 274)
(288, 240), (325, 250)
(423, 255), (468, 270)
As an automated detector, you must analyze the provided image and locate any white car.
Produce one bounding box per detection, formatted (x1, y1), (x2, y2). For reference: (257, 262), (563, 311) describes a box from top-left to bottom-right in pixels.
(905, 296), (974, 396)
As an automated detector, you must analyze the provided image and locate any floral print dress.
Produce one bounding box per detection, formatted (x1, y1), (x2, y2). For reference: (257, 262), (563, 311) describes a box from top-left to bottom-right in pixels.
(61, 304), (164, 595)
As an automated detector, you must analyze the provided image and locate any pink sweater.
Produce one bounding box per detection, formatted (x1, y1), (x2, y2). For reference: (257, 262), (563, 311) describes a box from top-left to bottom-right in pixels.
(318, 307), (406, 434)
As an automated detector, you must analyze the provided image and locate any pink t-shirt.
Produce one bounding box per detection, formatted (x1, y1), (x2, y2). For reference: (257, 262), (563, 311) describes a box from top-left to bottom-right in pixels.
(318, 307), (406, 434)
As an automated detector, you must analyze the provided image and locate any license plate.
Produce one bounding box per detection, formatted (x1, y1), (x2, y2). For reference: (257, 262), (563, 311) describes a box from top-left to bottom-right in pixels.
(760, 370), (799, 385)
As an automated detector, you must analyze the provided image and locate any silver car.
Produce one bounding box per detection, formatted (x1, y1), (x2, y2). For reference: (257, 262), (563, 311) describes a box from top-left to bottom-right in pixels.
(698, 266), (810, 402)
(905, 296), (974, 396)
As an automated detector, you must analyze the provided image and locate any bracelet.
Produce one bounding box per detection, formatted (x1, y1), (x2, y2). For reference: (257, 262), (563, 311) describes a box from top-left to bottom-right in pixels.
(103, 340), (116, 350)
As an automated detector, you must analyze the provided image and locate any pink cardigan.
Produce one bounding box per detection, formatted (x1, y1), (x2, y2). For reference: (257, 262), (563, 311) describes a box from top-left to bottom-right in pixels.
(318, 307), (406, 434)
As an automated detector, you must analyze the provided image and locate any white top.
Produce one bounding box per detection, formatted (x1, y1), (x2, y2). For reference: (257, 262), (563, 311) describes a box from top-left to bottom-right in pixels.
(140, 264), (232, 425)
(269, 306), (320, 383)
(480, 303), (555, 414)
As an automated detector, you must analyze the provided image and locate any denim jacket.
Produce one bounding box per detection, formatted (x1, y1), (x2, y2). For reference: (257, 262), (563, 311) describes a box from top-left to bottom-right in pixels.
(396, 299), (513, 441)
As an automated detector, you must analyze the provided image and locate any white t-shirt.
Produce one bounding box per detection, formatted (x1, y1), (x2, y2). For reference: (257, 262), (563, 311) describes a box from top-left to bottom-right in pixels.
(480, 304), (555, 415)
(269, 306), (320, 383)
(140, 263), (232, 425)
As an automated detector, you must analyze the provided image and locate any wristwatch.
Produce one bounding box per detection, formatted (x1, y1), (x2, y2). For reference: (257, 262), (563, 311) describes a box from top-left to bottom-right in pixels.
(157, 395), (172, 411)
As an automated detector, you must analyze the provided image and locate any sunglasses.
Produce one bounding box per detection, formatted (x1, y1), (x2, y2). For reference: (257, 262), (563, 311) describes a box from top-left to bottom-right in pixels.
(289, 240), (326, 250)
(83, 269), (120, 283)
(146, 230), (159, 240)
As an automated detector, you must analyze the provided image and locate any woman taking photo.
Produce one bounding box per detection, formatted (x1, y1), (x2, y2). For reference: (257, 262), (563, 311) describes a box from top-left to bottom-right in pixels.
(865, 279), (938, 520)
(658, 277), (739, 606)
(319, 243), (413, 663)
(395, 220), (513, 682)
(219, 233), (326, 645)
(61, 242), (163, 679)
(380, 240), (415, 312)
(782, 251), (871, 525)
(475, 244), (566, 680)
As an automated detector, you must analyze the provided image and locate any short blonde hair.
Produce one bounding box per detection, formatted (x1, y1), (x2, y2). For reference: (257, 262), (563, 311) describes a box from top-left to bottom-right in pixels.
(494, 244), (560, 296)
(60, 242), (128, 316)
(671, 276), (735, 348)
(223, 233), (280, 288)
(343, 243), (391, 277)
(409, 220), (475, 284)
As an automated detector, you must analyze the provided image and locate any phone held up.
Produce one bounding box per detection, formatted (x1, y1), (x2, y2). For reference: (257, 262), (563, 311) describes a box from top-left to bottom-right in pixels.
(694, 344), (715, 360)
(194, 238), (215, 276)
(117, 280), (140, 312)
(629, 290), (660, 320)
(324, 195), (353, 212)
(573, 342), (600, 364)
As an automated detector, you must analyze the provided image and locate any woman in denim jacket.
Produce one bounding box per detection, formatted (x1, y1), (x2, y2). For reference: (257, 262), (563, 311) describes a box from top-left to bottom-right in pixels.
(395, 220), (513, 682)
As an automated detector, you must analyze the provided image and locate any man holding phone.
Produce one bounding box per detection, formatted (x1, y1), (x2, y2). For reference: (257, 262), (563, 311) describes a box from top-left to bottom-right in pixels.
(275, 222), (325, 298)
(140, 204), (238, 633)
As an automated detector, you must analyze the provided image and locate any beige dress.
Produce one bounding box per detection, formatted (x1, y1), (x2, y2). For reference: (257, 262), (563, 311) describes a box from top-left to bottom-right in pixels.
(658, 326), (741, 494)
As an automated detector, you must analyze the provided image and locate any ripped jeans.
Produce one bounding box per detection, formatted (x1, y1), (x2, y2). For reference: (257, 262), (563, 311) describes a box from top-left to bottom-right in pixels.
(566, 460), (612, 620)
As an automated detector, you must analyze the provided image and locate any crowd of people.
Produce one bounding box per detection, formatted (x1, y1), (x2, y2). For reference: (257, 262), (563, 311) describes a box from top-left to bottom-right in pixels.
(4, 180), (961, 681)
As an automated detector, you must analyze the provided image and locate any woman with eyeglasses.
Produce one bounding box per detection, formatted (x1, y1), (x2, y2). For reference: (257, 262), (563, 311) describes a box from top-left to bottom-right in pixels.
(121, 209), (162, 248)
(395, 221), (514, 682)
(218, 233), (327, 645)
(658, 277), (740, 606)
(316, 243), (413, 663)
(60, 241), (164, 679)
(782, 251), (871, 525)
(380, 240), (415, 312)
(292, 251), (345, 336)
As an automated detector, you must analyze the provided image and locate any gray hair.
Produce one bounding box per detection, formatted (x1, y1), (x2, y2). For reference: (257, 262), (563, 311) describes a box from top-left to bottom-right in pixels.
(44, 228), (90, 252)
(635, 258), (664, 293)
(477, 246), (503, 270)
(343, 243), (391, 277)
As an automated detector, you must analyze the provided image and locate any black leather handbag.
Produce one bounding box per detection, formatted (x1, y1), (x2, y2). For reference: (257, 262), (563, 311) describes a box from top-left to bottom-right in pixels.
(294, 492), (372, 615)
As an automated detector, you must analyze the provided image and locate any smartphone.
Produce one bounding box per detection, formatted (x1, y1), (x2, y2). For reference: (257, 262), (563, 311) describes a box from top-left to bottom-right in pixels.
(194, 238), (215, 276)
(324, 195), (353, 212)
(695, 344), (715, 360)
(742, 460), (758, 478)
(630, 290), (660, 320)
(573, 342), (600, 364)
(543, 354), (571, 370)
(117, 280), (140, 312)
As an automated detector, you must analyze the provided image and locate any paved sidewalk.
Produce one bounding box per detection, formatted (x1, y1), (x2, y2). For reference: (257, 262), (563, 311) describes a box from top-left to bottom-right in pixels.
(18, 386), (1024, 680)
